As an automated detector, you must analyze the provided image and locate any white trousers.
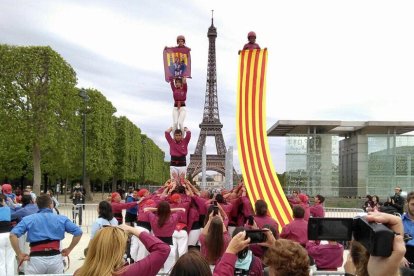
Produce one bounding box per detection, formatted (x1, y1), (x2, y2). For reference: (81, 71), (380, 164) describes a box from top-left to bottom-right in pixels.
(188, 229), (201, 246)
(25, 255), (64, 274)
(0, 232), (14, 276)
(173, 230), (188, 258)
(170, 166), (187, 185)
(172, 107), (186, 131)
(130, 226), (149, 262)
(163, 244), (176, 274)
(18, 233), (29, 273)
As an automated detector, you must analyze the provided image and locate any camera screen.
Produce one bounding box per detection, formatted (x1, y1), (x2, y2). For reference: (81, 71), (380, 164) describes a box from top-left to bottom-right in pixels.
(213, 206), (219, 216)
(308, 218), (353, 241)
(246, 230), (267, 243)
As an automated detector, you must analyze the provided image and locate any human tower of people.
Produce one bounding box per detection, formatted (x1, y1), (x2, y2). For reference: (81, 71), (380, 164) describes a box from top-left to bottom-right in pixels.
(0, 33), (408, 276)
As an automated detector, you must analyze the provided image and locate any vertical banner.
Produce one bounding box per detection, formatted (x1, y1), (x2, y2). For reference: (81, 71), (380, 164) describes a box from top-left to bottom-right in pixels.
(163, 47), (192, 82)
(236, 49), (293, 229)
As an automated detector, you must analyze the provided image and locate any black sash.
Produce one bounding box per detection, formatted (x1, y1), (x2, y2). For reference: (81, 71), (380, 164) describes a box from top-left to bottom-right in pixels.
(157, 236), (173, 245)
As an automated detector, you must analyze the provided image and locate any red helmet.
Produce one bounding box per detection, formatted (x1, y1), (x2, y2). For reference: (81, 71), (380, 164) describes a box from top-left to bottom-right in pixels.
(247, 31), (256, 39)
(177, 35), (185, 43)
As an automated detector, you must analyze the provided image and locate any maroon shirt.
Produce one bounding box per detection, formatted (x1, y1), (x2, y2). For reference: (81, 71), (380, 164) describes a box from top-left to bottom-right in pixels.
(121, 232), (170, 276)
(288, 196), (302, 206)
(194, 196), (207, 216)
(241, 196), (254, 218)
(187, 206), (200, 231)
(170, 81), (187, 105)
(148, 211), (183, 237)
(219, 202), (233, 219)
(253, 215), (280, 239)
(111, 201), (137, 218)
(165, 131), (191, 157)
(243, 43), (261, 50)
(137, 209), (151, 222)
(310, 203), (325, 218)
(169, 200), (190, 225)
(306, 241), (344, 269)
(280, 218), (308, 246)
(213, 252), (237, 276)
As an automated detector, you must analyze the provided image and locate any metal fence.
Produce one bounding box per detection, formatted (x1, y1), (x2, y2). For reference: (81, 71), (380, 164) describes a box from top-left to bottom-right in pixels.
(57, 203), (98, 232)
(325, 207), (365, 218)
(56, 202), (365, 233)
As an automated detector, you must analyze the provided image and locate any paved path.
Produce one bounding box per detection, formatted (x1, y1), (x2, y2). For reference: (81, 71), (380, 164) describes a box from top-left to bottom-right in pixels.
(61, 230), (91, 274)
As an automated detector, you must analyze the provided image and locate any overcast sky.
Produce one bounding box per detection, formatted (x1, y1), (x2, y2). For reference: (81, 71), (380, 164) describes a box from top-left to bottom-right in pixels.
(1, 0), (414, 174)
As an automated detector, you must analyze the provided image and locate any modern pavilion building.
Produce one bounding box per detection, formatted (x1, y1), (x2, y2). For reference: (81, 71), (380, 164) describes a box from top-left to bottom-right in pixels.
(267, 120), (414, 197)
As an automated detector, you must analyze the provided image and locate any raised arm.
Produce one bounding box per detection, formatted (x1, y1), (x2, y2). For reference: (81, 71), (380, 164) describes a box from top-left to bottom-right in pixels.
(120, 224), (170, 276)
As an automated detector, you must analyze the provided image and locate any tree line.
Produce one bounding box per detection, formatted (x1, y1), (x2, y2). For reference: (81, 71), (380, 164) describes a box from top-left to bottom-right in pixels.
(0, 44), (169, 198)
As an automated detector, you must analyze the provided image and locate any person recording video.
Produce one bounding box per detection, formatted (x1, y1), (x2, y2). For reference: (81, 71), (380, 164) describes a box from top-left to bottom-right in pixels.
(382, 186), (405, 215)
(71, 183), (84, 225)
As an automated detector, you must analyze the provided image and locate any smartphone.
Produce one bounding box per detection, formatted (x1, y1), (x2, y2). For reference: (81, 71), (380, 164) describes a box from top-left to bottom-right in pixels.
(245, 229), (267, 243)
(308, 218), (353, 241)
(247, 216), (254, 226)
(213, 206), (219, 216)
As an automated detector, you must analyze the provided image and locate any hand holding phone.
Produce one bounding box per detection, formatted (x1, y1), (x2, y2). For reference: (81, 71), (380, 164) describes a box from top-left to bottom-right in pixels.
(245, 229), (268, 243)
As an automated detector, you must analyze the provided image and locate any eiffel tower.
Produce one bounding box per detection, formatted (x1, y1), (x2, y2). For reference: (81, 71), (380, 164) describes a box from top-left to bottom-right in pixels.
(187, 14), (236, 180)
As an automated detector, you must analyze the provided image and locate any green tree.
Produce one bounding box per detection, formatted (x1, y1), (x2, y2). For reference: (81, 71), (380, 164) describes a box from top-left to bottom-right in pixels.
(0, 45), (77, 194)
(113, 116), (143, 190)
(83, 88), (116, 199)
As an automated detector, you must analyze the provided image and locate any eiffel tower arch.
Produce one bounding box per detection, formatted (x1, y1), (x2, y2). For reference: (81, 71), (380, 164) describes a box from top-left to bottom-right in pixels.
(187, 15), (237, 181)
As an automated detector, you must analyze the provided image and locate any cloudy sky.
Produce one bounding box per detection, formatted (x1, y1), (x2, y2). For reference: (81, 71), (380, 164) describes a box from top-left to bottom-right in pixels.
(1, 0), (414, 174)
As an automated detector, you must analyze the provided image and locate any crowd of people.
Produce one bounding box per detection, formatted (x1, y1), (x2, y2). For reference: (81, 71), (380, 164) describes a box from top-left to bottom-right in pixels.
(0, 180), (413, 275)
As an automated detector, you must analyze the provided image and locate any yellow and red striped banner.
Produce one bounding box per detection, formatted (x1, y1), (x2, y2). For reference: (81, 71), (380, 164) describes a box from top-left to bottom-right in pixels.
(236, 49), (293, 229)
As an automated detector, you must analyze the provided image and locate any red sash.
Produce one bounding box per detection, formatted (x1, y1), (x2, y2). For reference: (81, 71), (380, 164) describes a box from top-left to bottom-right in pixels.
(30, 240), (60, 252)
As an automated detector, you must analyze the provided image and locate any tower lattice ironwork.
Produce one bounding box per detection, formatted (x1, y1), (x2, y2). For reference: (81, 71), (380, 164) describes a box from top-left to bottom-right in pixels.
(187, 15), (237, 180)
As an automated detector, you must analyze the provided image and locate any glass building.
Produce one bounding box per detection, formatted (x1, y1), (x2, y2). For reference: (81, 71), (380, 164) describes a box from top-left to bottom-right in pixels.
(267, 120), (414, 197)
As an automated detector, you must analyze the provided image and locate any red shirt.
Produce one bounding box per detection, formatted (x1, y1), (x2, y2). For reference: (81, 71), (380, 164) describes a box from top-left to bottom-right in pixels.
(243, 43), (261, 50)
(310, 203), (325, 218)
(111, 201), (137, 214)
(219, 202), (233, 219)
(253, 215), (279, 239)
(121, 232), (170, 276)
(306, 241), (344, 269)
(280, 218), (308, 246)
(213, 253), (237, 276)
(170, 81), (187, 104)
(165, 131), (191, 157)
(148, 212), (183, 237)
(187, 206), (200, 231)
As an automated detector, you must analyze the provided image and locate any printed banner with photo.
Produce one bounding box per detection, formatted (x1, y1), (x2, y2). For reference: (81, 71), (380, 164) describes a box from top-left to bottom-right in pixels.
(163, 47), (191, 82)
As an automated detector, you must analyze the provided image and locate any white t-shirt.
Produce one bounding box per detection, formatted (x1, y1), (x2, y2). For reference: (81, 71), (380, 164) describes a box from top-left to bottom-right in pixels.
(90, 217), (118, 239)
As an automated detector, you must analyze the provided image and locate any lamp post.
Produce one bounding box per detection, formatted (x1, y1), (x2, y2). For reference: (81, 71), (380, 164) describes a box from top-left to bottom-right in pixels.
(79, 89), (89, 190)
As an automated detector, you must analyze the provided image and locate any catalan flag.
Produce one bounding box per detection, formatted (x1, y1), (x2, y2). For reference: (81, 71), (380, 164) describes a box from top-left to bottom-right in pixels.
(236, 49), (293, 230)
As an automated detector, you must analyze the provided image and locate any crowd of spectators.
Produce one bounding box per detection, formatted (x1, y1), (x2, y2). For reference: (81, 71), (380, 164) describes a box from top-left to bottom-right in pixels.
(0, 182), (412, 276)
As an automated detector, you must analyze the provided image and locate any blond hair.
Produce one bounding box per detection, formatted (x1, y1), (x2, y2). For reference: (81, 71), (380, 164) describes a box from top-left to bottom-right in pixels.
(75, 227), (128, 276)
